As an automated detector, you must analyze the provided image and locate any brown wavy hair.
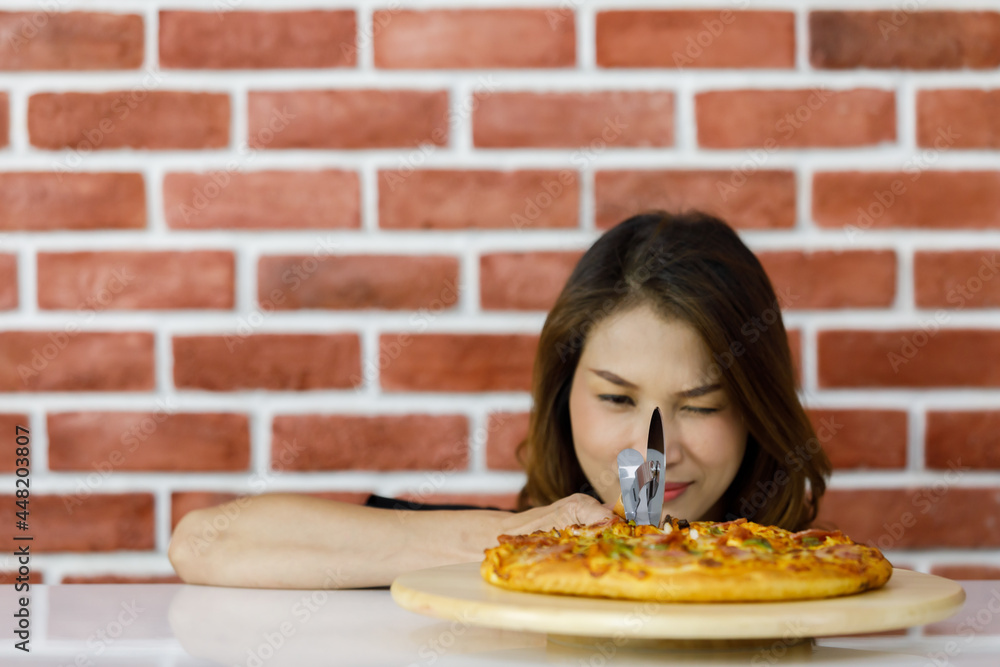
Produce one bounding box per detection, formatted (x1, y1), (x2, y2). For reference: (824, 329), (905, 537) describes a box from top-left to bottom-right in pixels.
(514, 210), (831, 531)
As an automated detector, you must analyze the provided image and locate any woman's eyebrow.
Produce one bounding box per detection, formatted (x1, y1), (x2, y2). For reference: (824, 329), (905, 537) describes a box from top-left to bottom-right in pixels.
(678, 383), (722, 398)
(590, 368), (722, 398)
(589, 368), (638, 389)
(590, 369), (721, 398)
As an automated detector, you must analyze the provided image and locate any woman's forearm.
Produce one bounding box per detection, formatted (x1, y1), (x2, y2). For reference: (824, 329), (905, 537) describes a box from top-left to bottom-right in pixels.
(168, 493), (511, 589)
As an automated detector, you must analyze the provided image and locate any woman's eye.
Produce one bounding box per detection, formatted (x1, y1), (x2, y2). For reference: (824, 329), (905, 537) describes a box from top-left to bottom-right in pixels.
(598, 396), (719, 413)
(598, 394), (634, 406)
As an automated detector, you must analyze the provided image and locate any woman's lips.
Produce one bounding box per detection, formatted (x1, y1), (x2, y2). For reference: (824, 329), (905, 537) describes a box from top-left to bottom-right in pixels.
(663, 482), (692, 501)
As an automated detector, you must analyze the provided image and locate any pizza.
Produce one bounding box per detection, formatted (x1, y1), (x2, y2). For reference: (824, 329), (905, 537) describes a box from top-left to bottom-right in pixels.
(481, 516), (892, 602)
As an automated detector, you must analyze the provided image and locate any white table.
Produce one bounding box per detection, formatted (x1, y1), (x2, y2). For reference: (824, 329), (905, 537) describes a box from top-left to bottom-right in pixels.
(1, 579), (999, 665)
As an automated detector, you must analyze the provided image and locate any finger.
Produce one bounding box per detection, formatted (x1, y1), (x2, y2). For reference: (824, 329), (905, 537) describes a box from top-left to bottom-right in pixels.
(611, 493), (626, 520)
(578, 504), (616, 524)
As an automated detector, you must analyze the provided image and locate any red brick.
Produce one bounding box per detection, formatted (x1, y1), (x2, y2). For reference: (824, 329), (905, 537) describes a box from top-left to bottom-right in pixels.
(379, 334), (537, 392)
(1, 493), (154, 552)
(38, 251), (234, 310)
(806, 409), (907, 469)
(379, 169), (578, 230)
(0, 12), (143, 70)
(375, 9), (573, 68)
(0, 331), (154, 392)
(917, 90), (1000, 149)
(597, 11), (794, 68)
(247, 90), (448, 149)
(164, 170), (359, 230)
(0, 253), (16, 309)
(0, 172), (145, 231)
(813, 171), (1000, 229)
(810, 11), (1000, 69)
(926, 411), (1000, 470)
(915, 251), (1000, 308)
(173, 334), (361, 391)
(29, 92), (229, 150)
(171, 490), (371, 529)
(395, 492), (519, 511)
(0, 570), (43, 584)
(160, 10), (356, 69)
(258, 255), (459, 310)
(61, 574), (182, 584)
(272, 414), (468, 471)
(758, 250), (896, 309)
(473, 91), (673, 148)
(787, 328), (802, 387)
(480, 251), (583, 311)
(817, 488), (1000, 548)
(0, 413), (30, 472)
(0, 92), (8, 146)
(930, 564), (1000, 580)
(485, 411), (530, 471)
(595, 170), (796, 231)
(696, 89), (895, 148)
(48, 412), (250, 472)
(818, 330), (1000, 388)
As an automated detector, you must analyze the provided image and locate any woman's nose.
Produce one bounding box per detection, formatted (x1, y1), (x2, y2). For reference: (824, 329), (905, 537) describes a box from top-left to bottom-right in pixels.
(661, 427), (684, 465)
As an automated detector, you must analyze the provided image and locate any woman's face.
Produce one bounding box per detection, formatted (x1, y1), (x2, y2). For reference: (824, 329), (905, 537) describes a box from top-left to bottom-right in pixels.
(568, 303), (748, 522)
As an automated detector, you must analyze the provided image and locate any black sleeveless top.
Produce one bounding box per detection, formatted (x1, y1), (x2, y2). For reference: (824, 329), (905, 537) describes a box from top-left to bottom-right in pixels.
(363, 493), (515, 513)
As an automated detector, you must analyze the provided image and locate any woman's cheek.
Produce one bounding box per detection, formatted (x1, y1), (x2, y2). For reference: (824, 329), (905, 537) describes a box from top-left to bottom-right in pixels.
(680, 427), (740, 484)
(580, 411), (626, 460)
(582, 433), (625, 499)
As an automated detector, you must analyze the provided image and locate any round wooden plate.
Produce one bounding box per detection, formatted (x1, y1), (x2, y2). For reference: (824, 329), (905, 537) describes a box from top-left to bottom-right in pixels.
(391, 563), (965, 647)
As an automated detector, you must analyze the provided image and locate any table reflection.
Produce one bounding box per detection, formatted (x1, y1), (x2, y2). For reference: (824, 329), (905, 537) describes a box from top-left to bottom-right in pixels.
(168, 583), (544, 666)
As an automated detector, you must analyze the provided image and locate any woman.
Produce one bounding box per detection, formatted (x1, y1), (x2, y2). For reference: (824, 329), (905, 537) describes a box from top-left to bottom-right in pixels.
(169, 210), (830, 589)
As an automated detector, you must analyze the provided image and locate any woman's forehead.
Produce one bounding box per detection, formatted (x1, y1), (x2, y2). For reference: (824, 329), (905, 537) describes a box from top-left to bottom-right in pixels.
(579, 308), (714, 386)
(584, 304), (703, 351)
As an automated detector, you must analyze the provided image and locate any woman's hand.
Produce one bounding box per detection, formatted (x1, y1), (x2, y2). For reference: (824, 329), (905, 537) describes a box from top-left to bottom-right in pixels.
(497, 493), (616, 536)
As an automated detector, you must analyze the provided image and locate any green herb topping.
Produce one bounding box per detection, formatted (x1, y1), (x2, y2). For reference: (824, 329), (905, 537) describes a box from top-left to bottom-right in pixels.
(743, 537), (773, 551)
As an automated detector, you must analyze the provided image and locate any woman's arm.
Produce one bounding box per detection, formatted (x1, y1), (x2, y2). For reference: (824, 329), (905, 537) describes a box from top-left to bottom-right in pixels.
(168, 492), (613, 589)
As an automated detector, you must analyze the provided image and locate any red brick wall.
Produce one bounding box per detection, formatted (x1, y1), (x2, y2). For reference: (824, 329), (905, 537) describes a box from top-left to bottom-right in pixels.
(1, 4), (999, 583)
